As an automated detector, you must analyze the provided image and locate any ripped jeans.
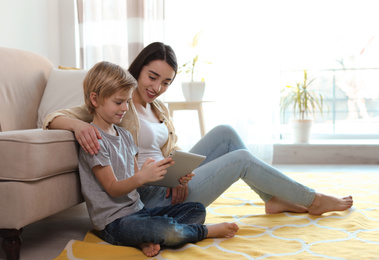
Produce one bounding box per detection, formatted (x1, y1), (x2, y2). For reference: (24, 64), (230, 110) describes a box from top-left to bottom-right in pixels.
(100, 202), (208, 247)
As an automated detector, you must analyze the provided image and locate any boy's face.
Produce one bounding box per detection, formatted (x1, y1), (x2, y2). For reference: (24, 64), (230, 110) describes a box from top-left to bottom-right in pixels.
(96, 89), (133, 125)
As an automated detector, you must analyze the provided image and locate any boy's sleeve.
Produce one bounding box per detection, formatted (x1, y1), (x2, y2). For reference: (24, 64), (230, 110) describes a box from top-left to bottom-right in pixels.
(43, 103), (94, 130)
(81, 140), (111, 170)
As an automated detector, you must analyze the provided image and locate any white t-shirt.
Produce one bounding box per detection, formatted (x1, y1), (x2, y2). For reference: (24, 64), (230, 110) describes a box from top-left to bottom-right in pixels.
(137, 118), (169, 169)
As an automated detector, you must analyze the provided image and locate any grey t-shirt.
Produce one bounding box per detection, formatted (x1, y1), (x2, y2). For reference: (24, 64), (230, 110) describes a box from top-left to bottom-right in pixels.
(78, 123), (144, 230)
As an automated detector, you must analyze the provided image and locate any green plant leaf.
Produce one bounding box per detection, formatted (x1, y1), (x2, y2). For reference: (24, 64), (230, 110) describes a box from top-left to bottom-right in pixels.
(280, 69), (324, 120)
(179, 31), (211, 82)
(191, 31), (202, 48)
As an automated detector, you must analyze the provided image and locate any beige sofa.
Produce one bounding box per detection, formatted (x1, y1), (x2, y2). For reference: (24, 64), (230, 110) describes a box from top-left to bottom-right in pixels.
(0, 47), (87, 260)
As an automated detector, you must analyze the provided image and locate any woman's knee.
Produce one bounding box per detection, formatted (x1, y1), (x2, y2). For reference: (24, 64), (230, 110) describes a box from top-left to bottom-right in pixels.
(211, 125), (243, 143)
(212, 124), (237, 136)
(232, 149), (260, 163)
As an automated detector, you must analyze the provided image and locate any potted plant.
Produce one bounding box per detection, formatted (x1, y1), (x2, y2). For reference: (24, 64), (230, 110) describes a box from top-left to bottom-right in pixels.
(280, 69), (324, 143)
(178, 31), (211, 101)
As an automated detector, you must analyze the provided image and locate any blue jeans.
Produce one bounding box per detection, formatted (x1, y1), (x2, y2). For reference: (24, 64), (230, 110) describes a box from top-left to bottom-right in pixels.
(100, 202), (207, 247)
(138, 125), (316, 208)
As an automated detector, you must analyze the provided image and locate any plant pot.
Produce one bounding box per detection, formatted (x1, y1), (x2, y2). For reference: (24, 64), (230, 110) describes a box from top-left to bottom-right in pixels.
(290, 119), (313, 143)
(182, 81), (205, 101)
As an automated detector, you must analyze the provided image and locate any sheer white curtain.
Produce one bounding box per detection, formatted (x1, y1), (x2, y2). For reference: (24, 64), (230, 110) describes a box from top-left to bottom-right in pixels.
(164, 0), (280, 163)
(76, 0), (164, 69)
(75, 0), (279, 163)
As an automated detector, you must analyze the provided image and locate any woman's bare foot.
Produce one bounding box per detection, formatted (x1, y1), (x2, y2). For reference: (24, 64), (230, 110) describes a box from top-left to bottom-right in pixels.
(206, 222), (239, 238)
(265, 197), (308, 214)
(308, 193), (353, 215)
(139, 242), (160, 257)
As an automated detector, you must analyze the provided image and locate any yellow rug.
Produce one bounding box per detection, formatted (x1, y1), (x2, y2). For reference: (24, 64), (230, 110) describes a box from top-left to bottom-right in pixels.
(55, 171), (379, 260)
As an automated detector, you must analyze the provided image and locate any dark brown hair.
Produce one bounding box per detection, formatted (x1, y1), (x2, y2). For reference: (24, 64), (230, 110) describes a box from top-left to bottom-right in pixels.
(128, 42), (178, 81)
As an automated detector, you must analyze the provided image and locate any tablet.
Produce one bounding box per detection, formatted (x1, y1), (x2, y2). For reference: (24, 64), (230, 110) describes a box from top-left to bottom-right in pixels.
(145, 150), (206, 188)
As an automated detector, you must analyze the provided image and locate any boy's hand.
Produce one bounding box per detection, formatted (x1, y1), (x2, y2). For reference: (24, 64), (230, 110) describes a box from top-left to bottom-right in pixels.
(139, 157), (174, 184)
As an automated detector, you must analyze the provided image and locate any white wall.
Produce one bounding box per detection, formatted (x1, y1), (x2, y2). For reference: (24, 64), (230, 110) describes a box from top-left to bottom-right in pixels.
(0, 0), (77, 67)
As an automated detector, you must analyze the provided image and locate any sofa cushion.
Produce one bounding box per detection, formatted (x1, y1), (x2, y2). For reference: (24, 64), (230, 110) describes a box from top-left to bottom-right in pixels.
(0, 129), (79, 181)
(0, 47), (53, 131)
(37, 69), (88, 128)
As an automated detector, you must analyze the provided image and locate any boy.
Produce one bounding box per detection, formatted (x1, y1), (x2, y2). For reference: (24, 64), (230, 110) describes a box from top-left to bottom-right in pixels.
(78, 61), (239, 257)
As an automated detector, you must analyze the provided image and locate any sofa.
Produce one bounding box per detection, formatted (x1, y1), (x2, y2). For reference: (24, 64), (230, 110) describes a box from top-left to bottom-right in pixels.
(0, 47), (88, 260)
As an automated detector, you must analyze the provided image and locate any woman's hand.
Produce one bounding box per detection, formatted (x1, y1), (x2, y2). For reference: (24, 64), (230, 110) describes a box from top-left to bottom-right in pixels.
(179, 172), (195, 185)
(48, 116), (102, 155)
(165, 172), (194, 204)
(74, 122), (102, 155)
(166, 185), (189, 205)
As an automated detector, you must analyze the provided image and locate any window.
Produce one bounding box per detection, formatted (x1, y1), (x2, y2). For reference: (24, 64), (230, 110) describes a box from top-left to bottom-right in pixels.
(164, 0), (379, 143)
(280, 68), (379, 139)
(279, 0), (379, 140)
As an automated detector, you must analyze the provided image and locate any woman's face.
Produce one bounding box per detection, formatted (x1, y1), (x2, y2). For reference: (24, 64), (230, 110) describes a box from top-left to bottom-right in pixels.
(136, 60), (176, 104)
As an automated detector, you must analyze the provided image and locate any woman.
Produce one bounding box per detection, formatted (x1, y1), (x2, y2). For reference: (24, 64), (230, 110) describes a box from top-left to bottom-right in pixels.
(44, 42), (353, 215)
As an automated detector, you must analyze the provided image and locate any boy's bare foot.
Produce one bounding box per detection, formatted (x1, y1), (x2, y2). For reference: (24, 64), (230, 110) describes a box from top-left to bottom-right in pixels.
(265, 197), (308, 214)
(139, 242), (160, 257)
(206, 222), (239, 238)
(308, 193), (353, 215)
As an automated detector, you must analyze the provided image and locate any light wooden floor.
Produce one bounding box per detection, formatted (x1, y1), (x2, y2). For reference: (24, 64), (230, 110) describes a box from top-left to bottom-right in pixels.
(1, 164), (378, 260)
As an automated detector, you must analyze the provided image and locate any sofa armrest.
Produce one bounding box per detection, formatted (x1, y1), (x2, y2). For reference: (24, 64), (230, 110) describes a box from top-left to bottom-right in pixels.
(0, 129), (79, 181)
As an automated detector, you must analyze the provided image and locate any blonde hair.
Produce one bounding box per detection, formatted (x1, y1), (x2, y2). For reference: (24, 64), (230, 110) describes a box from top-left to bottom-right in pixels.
(83, 61), (137, 114)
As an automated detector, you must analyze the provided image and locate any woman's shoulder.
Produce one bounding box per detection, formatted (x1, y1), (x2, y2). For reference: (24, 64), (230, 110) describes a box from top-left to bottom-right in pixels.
(153, 99), (166, 107)
(152, 99), (169, 113)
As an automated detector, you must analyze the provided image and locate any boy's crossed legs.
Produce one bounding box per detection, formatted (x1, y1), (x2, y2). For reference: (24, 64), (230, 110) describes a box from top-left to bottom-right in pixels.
(140, 222), (239, 257)
(100, 202), (239, 257)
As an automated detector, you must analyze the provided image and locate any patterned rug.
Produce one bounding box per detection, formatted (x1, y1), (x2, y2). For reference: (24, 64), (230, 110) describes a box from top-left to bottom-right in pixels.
(55, 171), (379, 259)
